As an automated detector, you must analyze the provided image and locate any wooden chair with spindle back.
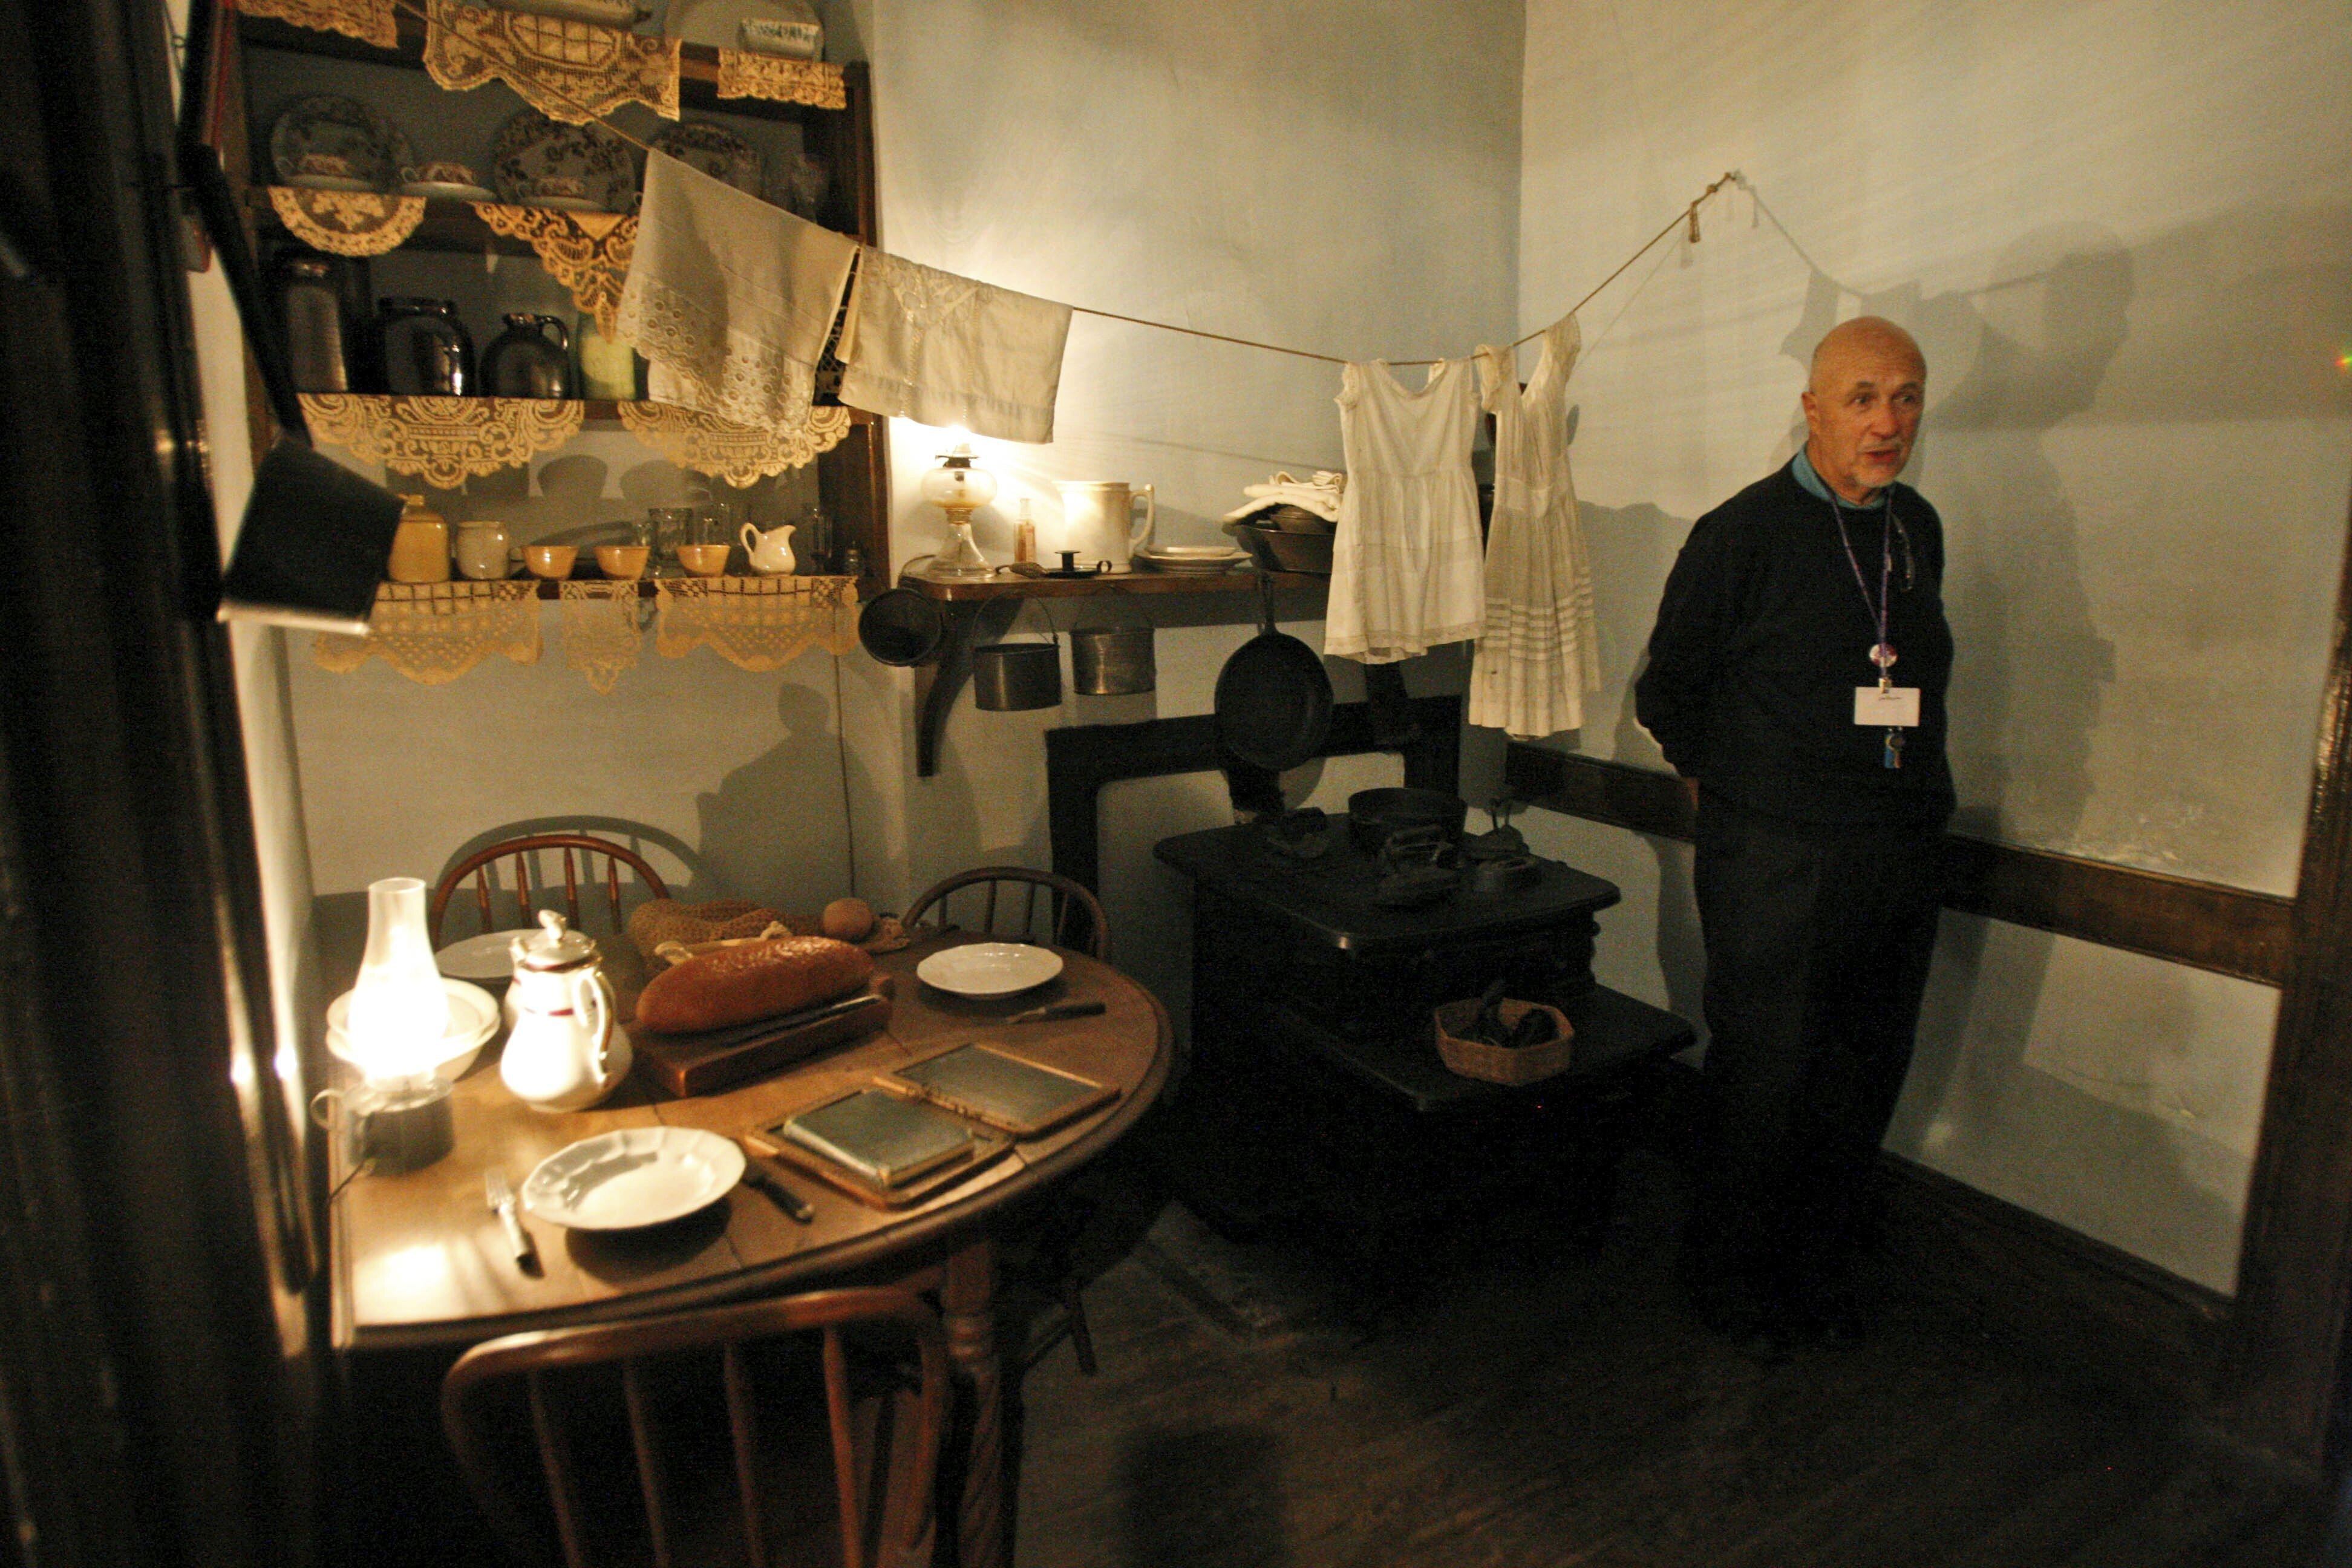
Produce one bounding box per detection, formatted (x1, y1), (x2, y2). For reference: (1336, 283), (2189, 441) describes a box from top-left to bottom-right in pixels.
(901, 866), (1109, 961)
(430, 832), (671, 947)
(904, 866), (1113, 1380)
(442, 1287), (950, 1568)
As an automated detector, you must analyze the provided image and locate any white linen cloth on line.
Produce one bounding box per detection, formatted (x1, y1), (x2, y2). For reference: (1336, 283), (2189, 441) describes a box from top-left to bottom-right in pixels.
(1322, 359), (1485, 664)
(834, 249), (1073, 443)
(614, 149), (857, 433)
(1469, 316), (1601, 737)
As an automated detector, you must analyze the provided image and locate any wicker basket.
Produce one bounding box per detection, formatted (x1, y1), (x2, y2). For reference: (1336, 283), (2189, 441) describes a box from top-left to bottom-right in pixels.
(1432, 998), (1575, 1085)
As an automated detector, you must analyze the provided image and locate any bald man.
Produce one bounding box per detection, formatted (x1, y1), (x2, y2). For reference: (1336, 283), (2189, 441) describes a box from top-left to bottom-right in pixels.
(1635, 318), (1954, 1350)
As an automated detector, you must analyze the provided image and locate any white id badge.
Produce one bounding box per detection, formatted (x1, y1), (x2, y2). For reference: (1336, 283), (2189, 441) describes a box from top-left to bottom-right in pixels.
(1855, 685), (1921, 727)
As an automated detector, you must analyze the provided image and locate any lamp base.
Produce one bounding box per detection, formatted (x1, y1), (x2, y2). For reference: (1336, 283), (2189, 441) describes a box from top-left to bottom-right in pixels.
(931, 512), (993, 578)
(358, 1077), (455, 1172)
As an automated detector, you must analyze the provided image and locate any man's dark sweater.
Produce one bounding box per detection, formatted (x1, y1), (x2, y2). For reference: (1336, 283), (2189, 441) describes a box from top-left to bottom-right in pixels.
(1635, 457), (1956, 831)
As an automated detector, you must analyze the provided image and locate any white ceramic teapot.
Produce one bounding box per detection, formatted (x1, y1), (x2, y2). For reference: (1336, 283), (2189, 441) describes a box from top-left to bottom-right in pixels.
(501, 910), (627, 1112)
(740, 520), (797, 576)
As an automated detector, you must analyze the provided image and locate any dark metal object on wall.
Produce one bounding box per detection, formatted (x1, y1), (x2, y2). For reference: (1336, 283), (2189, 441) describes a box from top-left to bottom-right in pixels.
(972, 639), (1061, 710)
(1070, 624), (1155, 695)
(858, 586), (948, 666)
(376, 296), (474, 396)
(1213, 580), (1333, 772)
(479, 312), (573, 399)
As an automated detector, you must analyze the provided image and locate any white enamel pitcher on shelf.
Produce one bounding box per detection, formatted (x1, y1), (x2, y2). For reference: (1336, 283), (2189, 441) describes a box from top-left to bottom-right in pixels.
(1056, 480), (1155, 569)
(740, 520), (797, 576)
(502, 910), (628, 1112)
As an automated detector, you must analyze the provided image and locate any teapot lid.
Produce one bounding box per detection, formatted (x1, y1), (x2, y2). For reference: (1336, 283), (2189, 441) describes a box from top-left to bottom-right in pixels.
(511, 909), (599, 970)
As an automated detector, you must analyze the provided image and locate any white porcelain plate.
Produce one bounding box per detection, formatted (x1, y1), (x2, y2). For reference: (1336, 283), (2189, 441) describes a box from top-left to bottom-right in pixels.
(436, 930), (521, 984)
(916, 942), (1065, 998)
(521, 1127), (746, 1230)
(325, 976), (500, 1079)
(1137, 546), (1249, 574)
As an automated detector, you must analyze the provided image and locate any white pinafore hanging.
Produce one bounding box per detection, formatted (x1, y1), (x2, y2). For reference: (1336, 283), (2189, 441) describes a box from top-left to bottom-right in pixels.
(1324, 358), (1485, 664)
(1469, 315), (1599, 737)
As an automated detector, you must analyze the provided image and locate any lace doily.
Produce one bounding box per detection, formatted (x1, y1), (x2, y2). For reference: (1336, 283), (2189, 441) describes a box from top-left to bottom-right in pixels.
(616, 400), (852, 486)
(654, 575), (859, 671)
(556, 581), (644, 693)
(300, 394), (586, 488)
(268, 187), (427, 257)
(714, 51), (847, 110)
(312, 581), (541, 685)
(423, 0), (680, 124)
(614, 273), (823, 435)
(240, 0), (396, 49)
(471, 203), (635, 338)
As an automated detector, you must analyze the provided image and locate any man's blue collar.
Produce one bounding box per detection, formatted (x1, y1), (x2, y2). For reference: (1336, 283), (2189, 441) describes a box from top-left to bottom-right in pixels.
(1791, 446), (1886, 509)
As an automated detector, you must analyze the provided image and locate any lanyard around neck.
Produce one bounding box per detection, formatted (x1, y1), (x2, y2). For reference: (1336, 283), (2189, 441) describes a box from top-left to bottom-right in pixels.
(1829, 491), (1897, 683)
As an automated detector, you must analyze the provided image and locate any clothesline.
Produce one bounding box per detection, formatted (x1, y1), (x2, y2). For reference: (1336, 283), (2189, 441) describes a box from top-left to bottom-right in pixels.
(376, 0), (1742, 373)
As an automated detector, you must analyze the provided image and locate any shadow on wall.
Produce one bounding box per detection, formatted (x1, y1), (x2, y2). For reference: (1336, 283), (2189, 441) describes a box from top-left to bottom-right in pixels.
(696, 664), (871, 912)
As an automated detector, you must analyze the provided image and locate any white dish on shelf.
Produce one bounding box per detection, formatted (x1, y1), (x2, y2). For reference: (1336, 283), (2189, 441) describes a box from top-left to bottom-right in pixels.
(1137, 545), (1250, 574)
(916, 942), (1064, 999)
(521, 1127), (745, 1230)
(324, 976), (501, 1079)
(401, 179), (500, 203)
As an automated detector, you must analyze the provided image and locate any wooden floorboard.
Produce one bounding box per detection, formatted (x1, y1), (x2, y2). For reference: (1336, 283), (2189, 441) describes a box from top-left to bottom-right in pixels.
(1010, 1153), (2334, 1568)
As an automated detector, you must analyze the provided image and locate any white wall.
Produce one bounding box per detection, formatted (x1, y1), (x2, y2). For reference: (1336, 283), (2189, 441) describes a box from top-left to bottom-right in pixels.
(285, 0), (1524, 1028)
(1518, 0), (2352, 1291)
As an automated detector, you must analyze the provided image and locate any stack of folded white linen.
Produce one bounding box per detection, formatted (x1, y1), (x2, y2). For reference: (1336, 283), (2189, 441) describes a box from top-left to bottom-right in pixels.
(1222, 471), (1345, 529)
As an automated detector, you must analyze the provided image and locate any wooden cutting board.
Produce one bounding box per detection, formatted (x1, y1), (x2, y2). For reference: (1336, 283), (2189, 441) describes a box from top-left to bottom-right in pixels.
(630, 980), (893, 1097)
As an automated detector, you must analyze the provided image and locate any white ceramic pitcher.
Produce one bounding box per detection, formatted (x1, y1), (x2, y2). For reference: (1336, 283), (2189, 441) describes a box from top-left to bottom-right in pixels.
(1056, 480), (1155, 569)
(502, 910), (627, 1112)
(740, 520), (797, 576)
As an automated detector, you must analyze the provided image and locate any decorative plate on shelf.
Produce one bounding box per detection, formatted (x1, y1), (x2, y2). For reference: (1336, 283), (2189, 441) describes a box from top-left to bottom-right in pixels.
(1137, 544), (1250, 574)
(916, 942), (1065, 999)
(521, 1127), (746, 1230)
(491, 108), (639, 213)
(399, 159), (499, 203)
(649, 121), (762, 197)
(270, 93), (414, 192)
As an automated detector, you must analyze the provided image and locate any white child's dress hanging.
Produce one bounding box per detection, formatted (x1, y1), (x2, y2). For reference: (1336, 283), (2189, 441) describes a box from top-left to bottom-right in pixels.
(835, 249), (1073, 443)
(1469, 315), (1600, 737)
(1323, 358), (1486, 664)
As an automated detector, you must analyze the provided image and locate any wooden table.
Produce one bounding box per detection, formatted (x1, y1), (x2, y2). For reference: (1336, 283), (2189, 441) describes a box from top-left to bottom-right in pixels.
(329, 932), (1173, 1568)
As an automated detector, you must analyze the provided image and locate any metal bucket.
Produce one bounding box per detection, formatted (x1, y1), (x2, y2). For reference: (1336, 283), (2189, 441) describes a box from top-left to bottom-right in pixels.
(1070, 625), (1155, 695)
(972, 641), (1062, 710)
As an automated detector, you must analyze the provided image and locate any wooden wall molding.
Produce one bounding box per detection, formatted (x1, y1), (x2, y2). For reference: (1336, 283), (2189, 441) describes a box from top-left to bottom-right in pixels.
(1503, 745), (2295, 987)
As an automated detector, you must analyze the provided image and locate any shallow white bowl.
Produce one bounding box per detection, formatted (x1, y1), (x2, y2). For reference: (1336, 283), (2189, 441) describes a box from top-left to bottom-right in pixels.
(521, 1127), (746, 1230)
(325, 977), (499, 1079)
(436, 930), (522, 984)
(916, 941), (1065, 998)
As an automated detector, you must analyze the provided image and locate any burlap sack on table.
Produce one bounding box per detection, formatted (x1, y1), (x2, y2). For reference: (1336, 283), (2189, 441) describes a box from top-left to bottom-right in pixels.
(627, 898), (909, 974)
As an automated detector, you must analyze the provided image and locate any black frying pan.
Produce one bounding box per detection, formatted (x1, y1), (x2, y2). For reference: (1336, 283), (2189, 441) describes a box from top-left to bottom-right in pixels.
(1214, 579), (1334, 773)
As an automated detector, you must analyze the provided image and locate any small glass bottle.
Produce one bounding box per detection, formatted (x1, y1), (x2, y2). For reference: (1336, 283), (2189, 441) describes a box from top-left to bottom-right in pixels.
(1013, 497), (1038, 565)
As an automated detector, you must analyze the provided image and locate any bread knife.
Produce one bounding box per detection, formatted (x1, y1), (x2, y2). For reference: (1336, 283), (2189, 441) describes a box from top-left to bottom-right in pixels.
(739, 1152), (815, 1223)
(1005, 999), (1107, 1025)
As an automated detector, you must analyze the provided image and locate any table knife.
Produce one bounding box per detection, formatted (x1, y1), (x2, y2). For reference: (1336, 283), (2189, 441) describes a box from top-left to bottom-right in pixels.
(485, 1169), (537, 1268)
(1005, 999), (1107, 1025)
(740, 1154), (815, 1223)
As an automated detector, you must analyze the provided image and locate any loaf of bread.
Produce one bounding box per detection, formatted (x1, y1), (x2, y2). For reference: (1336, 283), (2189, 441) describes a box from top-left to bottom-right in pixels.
(634, 935), (874, 1036)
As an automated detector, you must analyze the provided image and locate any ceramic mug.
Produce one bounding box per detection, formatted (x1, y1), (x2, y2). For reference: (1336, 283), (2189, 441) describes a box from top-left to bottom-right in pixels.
(675, 543), (731, 578)
(522, 543), (577, 580)
(595, 544), (650, 580)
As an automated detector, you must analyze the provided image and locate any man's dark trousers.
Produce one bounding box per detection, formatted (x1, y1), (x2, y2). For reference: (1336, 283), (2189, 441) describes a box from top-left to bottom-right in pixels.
(1684, 793), (1945, 1310)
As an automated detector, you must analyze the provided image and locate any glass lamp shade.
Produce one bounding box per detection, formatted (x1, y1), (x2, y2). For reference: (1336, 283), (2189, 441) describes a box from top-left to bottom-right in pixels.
(345, 876), (451, 1085)
(918, 443), (999, 513)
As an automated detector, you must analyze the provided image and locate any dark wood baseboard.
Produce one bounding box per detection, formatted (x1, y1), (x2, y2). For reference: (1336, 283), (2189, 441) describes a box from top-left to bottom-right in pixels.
(1504, 744), (2293, 987)
(1877, 1154), (2230, 1411)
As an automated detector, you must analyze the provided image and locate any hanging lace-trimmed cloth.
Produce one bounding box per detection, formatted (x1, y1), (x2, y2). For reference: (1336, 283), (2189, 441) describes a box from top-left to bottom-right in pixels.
(614, 151), (856, 434)
(423, 0), (680, 123)
(714, 50), (846, 109)
(269, 188), (426, 256)
(557, 581), (642, 693)
(653, 575), (859, 671)
(471, 204), (635, 338)
(240, 0), (396, 49)
(312, 581), (541, 685)
(618, 399), (852, 486)
(835, 249), (1072, 443)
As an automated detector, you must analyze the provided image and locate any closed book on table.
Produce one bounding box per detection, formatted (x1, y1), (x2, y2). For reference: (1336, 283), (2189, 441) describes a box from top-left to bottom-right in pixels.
(880, 1044), (1116, 1137)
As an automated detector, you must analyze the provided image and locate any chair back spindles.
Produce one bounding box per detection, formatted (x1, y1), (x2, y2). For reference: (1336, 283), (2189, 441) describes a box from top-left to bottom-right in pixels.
(445, 1289), (947, 1568)
(431, 833), (671, 946)
(903, 866), (1109, 962)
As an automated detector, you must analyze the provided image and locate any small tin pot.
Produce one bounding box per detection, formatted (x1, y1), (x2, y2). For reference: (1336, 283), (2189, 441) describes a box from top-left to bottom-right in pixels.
(1070, 625), (1155, 695)
(972, 640), (1062, 710)
(858, 587), (947, 667)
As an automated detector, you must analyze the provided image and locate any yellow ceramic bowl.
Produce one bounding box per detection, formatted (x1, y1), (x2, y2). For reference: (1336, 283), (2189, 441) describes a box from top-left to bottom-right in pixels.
(522, 543), (577, 580)
(675, 543), (731, 578)
(595, 544), (650, 580)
